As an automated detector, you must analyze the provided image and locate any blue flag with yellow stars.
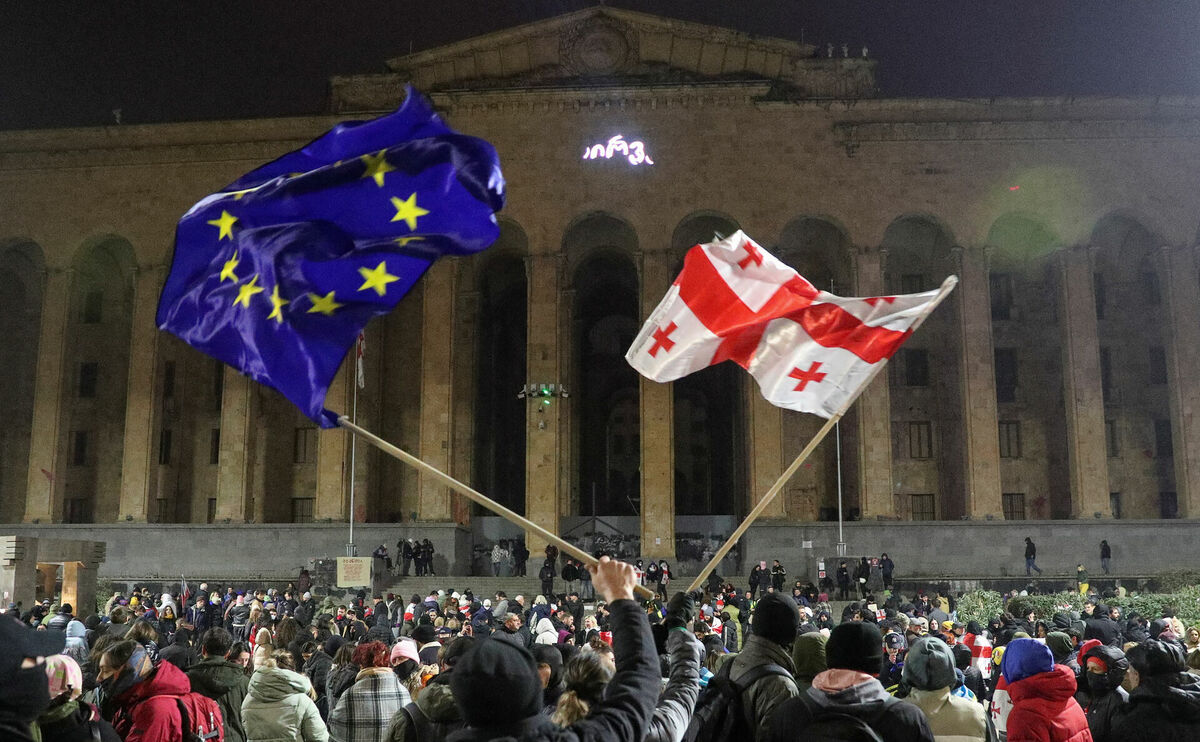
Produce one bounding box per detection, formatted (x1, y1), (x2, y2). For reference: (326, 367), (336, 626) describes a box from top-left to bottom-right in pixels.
(156, 87), (505, 427)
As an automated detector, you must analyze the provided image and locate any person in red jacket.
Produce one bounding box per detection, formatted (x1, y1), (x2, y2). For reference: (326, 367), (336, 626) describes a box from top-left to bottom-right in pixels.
(1002, 638), (1092, 742)
(99, 639), (225, 742)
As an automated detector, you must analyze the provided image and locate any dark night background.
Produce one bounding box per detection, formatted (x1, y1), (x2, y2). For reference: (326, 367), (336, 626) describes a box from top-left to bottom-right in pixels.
(3, 1), (1200, 130)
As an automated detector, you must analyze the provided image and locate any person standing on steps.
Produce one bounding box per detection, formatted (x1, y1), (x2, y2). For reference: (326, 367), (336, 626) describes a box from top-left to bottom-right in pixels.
(1100, 539), (1112, 575)
(1024, 536), (1043, 576)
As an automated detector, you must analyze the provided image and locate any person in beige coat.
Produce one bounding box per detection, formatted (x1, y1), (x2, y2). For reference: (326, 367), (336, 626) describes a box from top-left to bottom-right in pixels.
(900, 637), (995, 742)
(243, 650), (328, 742)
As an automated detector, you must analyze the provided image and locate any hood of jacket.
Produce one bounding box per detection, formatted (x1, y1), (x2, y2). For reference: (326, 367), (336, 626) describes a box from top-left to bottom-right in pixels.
(791, 631), (828, 682)
(247, 666), (311, 702)
(116, 659), (192, 705)
(534, 617), (556, 638)
(1008, 664), (1078, 704)
(416, 676), (462, 722)
(1001, 638), (1054, 684)
(187, 658), (249, 696)
(807, 669), (890, 711)
(1129, 672), (1200, 722)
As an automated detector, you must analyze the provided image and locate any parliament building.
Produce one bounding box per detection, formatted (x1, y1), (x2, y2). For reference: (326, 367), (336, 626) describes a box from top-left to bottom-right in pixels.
(3, 7), (1200, 579)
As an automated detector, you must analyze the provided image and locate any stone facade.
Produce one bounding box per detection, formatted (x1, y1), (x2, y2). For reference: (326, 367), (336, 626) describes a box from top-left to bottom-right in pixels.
(2, 8), (1200, 569)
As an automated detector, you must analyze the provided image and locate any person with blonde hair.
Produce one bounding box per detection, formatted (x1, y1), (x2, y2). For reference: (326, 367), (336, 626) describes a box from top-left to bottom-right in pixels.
(551, 652), (614, 726)
(253, 625), (275, 669)
(243, 649), (328, 742)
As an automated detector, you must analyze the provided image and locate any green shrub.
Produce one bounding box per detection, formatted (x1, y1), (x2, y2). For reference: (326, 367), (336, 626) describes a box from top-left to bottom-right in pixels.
(956, 588), (1200, 627)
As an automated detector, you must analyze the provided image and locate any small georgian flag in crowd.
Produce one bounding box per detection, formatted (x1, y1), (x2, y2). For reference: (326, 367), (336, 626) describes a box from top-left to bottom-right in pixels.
(626, 231), (955, 417)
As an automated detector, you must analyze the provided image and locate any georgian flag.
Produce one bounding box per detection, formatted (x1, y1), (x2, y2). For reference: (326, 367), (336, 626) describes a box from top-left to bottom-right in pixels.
(626, 231), (951, 417)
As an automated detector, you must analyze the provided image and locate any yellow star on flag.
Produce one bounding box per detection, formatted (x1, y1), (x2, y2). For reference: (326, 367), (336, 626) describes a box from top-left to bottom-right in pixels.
(207, 210), (239, 240)
(307, 291), (344, 316)
(219, 251), (240, 283)
(393, 236), (424, 246)
(358, 261), (400, 296)
(390, 193), (429, 231)
(361, 150), (395, 187)
(267, 285), (289, 323)
(233, 274), (265, 308)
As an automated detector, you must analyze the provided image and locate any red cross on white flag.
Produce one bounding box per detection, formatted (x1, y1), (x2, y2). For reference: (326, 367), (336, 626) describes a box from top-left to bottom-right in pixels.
(626, 230), (953, 418)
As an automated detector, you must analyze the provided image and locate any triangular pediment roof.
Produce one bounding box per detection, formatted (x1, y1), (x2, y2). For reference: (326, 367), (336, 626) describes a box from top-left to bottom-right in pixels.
(387, 7), (816, 88)
(329, 6), (876, 111)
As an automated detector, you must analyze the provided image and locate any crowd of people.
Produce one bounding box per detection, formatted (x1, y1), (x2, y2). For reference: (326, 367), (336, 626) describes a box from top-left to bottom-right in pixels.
(2, 550), (1199, 742)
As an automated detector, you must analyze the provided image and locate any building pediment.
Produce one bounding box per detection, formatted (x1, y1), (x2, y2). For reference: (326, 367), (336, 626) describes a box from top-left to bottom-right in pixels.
(330, 6), (875, 112)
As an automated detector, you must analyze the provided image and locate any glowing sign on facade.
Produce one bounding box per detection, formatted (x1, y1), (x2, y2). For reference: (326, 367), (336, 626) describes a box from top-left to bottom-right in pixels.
(582, 135), (654, 166)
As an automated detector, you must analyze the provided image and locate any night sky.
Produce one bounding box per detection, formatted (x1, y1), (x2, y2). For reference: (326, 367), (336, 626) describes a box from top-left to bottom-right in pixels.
(4, 1), (1200, 130)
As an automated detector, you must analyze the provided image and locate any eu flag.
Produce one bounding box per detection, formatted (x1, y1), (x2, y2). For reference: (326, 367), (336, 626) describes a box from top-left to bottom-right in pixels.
(156, 87), (505, 427)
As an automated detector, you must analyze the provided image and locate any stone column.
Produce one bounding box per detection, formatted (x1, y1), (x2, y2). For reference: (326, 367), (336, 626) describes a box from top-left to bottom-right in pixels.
(61, 561), (97, 619)
(215, 368), (255, 522)
(955, 246), (1003, 518)
(315, 361), (351, 521)
(525, 254), (562, 556)
(118, 265), (166, 522)
(25, 269), (73, 523)
(746, 384), (786, 518)
(639, 250), (675, 559)
(1057, 246), (1110, 517)
(854, 247), (895, 519)
(1161, 244), (1200, 517)
(0, 536), (38, 608)
(418, 260), (457, 521)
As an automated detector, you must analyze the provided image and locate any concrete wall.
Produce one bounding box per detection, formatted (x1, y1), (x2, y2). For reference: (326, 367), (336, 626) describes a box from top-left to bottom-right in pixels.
(5, 519), (1198, 585)
(0, 523), (469, 581)
(740, 519), (1200, 585)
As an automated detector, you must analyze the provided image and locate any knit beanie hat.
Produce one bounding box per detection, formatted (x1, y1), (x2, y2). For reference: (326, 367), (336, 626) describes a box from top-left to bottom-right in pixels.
(903, 636), (956, 690)
(1001, 638), (1053, 683)
(44, 654), (83, 700)
(390, 638), (420, 666)
(450, 639), (543, 726)
(1045, 632), (1073, 662)
(827, 622), (884, 674)
(411, 624), (437, 645)
(752, 593), (800, 646)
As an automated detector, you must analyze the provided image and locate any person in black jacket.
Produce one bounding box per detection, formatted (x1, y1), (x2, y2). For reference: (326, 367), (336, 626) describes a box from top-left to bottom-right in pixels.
(1084, 603), (1123, 647)
(446, 556), (659, 741)
(1080, 643), (1128, 742)
(880, 554), (896, 591)
(836, 561), (851, 600)
(1023, 536), (1043, 575)
(1110, 640), (1200, 741)
(1100, 540), (1112, 575)
(770, 560), (787, 592)
(762, 621), (934, 742)
(855, 557), (871, 600)
(539, 559), (557, 598)
(749, 561), (768, 599)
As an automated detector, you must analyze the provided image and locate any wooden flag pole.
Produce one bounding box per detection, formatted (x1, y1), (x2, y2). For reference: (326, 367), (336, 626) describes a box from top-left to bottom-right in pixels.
(337, 416), (657, 601)
(685, 275), (959, 594)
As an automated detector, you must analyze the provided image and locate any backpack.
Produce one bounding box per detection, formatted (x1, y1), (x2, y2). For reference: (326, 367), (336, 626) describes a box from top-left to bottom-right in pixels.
(682, 660), (790, 742)
(794, 691), (897, 742)
(400, 700), (466, 742)
(175, 695), (222, 742)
